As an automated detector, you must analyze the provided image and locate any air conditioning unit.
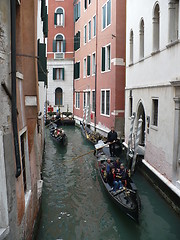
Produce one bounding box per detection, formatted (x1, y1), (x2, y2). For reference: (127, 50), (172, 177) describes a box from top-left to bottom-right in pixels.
(54, 52), (64, 59)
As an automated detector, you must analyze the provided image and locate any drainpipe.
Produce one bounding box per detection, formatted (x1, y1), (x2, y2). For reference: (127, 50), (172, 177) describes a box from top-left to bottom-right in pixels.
(94, 0), (98, 131)
(10, 0), (21, 178)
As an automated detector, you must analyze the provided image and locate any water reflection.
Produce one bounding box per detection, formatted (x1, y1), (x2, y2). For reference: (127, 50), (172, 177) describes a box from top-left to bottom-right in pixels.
(35, 126), (180, 240)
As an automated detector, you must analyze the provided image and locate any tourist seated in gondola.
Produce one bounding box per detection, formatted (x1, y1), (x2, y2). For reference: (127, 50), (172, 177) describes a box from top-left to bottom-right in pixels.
(113, 158), (121, 171)
(106, 159), (112, 175)
(107, 167), (123, 192)
(118, 163), (129, 187)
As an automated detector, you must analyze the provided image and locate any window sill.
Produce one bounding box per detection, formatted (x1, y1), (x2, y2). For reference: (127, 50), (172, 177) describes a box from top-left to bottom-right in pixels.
(0, 227), (9, 239)
(166, 39), (179, 49)
(139, 58), (144, 63)
(150, 125), (158, 131)
(151, 50), (160, 56)
(101, 69), (111, 74)
(100, 113), (110, 117)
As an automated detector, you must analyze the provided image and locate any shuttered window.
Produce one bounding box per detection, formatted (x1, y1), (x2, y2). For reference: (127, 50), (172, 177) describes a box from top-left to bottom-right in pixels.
(101, 47), (105, 71)
(54, 8), (64, 26)
(107, 0), (111, 26)
(88, 20), (91, 41)
(53, 68), (65, 80)
(74, 1), (81, 22)
(74, 62), (80, 79)
(87, 55), (90, 76)
(93, 15), (96, 37)
(37, 39), (47, 85)
(92, 91), (95, 112)
(102, 0), (111, 30)
(74, 31), (80, 51)
(75, 92), (80, 109)
(53, 35), (66, 52)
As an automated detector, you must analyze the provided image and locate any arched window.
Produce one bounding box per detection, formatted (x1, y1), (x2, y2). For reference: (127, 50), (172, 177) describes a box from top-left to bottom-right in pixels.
(130, 30), (134, 64)
(168, 0), (179, 42)
(54, 7), (65, 26)
(55, 88), (63, 106)
(53, 34), (66, 53)
(139, 19), (144, 59)
(153, 3), (160, 52)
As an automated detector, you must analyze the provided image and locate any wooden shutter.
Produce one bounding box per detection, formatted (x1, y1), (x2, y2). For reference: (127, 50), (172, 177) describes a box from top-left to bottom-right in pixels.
(62, 68), (65, 80)
(54, 13), (57, 25)
(53, 68), (56, 80)
(101, 47), (105, 71)
(53, 40), (56, 52)
(63, 40), (66, 52)
(87, 56), (90, 76)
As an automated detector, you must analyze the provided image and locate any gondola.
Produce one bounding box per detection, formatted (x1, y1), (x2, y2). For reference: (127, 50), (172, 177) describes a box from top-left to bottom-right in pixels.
(49, 123), (68, 146)
(80, 121), (106, 144)
(95, 141), (141, 223)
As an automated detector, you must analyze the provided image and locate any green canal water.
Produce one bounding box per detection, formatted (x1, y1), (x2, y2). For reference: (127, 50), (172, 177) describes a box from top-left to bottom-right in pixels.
(35, 126), (180, 240)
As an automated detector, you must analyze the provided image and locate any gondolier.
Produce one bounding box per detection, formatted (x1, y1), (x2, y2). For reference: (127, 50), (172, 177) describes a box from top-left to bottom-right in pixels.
(107, 127), (117, 157)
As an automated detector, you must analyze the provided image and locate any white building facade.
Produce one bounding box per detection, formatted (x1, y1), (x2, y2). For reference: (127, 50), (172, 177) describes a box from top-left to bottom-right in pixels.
(125, 0), (180, 191)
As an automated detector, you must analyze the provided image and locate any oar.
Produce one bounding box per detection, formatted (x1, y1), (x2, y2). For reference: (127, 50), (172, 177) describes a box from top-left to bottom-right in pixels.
(72, 141), (115, 161)
(45, 118), (60, 128)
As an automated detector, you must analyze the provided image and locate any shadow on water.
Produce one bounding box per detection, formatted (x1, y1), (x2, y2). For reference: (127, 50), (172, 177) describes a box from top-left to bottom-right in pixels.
(35, 126), (180, 240)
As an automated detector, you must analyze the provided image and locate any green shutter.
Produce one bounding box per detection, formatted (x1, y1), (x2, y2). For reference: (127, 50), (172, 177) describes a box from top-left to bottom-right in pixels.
(41, 0), (45, 20)
(54, 13), (57, 25)
(107, 0), (111, 26)
(74, 34), (77, 51)
(78, 31), (80, 49)
(77, 62), (80, 78)
(74, 63), (77, 79)
(74, 5), (76, 22)
(53, 40), (56, 52)
(63, 40), (66, 52)
(87, 56), (90, 76)
(62, 68), (65, 80)
(102, 47), (105, 71)
(37, 40), (47, 85)
(43, 6), (48, 38)
(53, 68), (56, 80)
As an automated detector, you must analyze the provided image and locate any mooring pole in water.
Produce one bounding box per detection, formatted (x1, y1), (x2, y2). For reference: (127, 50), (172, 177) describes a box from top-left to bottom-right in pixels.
(126, 113), (136, 160)
(131, 118), (143, 173)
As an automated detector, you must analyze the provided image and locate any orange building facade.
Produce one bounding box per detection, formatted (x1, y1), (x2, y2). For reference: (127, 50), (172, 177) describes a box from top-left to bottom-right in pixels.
(73, 0), (126, 136)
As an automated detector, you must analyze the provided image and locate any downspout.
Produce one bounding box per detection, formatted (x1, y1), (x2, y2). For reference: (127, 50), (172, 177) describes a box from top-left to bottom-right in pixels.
(10, 0), (21, 178)
(94, 0), (98, 131)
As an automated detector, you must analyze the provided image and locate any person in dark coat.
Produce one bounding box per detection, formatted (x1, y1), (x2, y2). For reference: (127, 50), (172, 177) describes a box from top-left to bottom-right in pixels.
(107, 126), (117, 157)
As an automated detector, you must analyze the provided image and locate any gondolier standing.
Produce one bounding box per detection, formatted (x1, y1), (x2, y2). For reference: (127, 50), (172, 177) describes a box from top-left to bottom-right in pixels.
(107, 126), (117, 157)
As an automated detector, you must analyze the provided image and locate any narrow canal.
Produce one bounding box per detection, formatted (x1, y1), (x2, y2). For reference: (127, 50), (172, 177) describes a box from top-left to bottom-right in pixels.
(35, 126), (180, 240)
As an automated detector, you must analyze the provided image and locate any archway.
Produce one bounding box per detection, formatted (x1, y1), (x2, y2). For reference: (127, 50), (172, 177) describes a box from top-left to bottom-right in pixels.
(137, 102), (145, 146)
(55, 88), (63, 106)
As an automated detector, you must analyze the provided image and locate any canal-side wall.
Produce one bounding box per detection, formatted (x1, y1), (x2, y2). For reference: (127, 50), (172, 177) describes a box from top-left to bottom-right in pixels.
(137, 159), (180, 215)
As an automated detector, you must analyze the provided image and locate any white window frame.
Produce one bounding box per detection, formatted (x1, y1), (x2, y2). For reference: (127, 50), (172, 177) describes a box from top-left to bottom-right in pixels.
(75, 92), (80, 109)
(55, 7), (65, 27)
(92, 52), (96, 75)
(88, 20), (91, 41)
(100, 89), (110, 116)
(84, 24), (87, 44)
(83, 57), (87, 78)
(93, 15), (96, 37)
(101, 43), (111, 73)
(102, 0), (111, 31)
(91, 90), (95, 113)
(55, 68), (64, 80)
(151, 98), (159, 129)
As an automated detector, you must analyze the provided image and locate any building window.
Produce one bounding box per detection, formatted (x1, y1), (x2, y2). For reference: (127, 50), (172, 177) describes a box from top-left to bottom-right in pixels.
(20, 132), (27, 192)
(55, 88), (63, 106)
(92, 52), (96, 75)
(102, 0), (111, 30)
(101, 90), (110, 116)
(54, 8), (64, 26)
(101, 44), (111, 72)
(84, 0), (87, 10)
(152, 99), (158, 126)
(139, 19), (144, 59)
(75, 92), (80, 109)
(93, 15), (96, 37)
(168, 0), (179, 42)
(92, 90), (95, 112)
(53, 34), (66, 53)
(53, 68), (65, 80)
(83, 58), (87, 77)
(89, 0), (91, 5)
(74, 31), (80, 51)
(153, 3), (160, 52)
(129, 96), (133, 117)
(84, 25), (87, 44)
(87, 55), (91, 76)
(74, 62), (80, 79)
(130, 30), (134, 64)
(88, 20), (91, 41)
(83, 92), (86, 108)
(74, 1), (81, 22)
